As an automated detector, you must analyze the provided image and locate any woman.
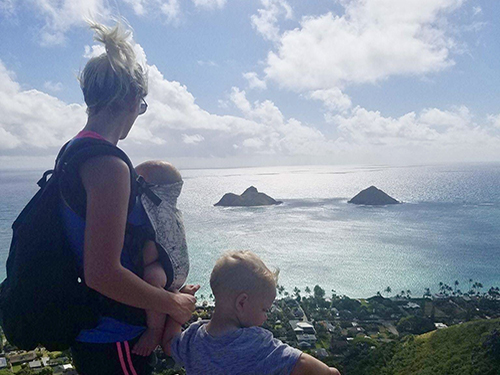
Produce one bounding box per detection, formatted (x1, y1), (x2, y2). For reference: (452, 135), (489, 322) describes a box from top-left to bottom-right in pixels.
(63, 21), (196, 375)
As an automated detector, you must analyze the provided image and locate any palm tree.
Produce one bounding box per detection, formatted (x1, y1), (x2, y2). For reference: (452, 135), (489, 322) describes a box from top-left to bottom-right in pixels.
(293, 287), (301, 300)
(305, 286), (311, 296)
(277, 284), (285, 297)
(384, 286), (392, 298)
(423, 288), (432, 298)
(406, 290), (412, 299)
(454, 280), (459, 294)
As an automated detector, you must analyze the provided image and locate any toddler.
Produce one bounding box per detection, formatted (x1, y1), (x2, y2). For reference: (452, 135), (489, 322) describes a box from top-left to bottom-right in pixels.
(170, 250), (341, 375)
(132, 160), (199, 356)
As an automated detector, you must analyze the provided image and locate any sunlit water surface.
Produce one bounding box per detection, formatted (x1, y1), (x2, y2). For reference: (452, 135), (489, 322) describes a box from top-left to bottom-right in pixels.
(1, 163), (499, 298)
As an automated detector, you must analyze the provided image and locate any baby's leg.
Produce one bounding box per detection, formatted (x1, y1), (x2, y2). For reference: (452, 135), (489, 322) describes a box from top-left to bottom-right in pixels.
(161, 284), (200, 356)
(133, 241), (167, 356)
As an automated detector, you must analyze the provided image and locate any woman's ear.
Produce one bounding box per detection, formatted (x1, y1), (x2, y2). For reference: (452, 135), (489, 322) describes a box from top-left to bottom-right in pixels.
(235, 293), (248, 314)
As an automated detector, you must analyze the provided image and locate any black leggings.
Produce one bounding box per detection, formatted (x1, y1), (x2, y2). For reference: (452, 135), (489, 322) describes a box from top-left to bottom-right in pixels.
(71, 336), (155, 375)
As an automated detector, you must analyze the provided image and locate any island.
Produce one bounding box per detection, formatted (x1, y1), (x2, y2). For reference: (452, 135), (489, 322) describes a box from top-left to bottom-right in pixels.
(348, 186), (400, 205)
(214, 186), (283, 207)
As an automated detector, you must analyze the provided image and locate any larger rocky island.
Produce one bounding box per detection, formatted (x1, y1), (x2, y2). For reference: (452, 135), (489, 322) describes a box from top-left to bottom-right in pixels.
(214, 186), (282, 207)
(348, 186), (400, 205)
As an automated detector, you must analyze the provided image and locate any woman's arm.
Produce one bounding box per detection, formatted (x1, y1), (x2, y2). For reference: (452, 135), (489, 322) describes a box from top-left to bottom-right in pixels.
(290, 353), (341, 375)
(80, 155), (196, 324)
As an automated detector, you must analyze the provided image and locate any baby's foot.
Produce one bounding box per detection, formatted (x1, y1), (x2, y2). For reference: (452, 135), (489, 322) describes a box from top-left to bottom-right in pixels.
(180, 284), (200, 296)
(132, 327), (163, 356)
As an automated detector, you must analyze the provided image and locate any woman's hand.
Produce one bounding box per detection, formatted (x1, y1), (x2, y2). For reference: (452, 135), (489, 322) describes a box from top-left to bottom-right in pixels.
(169, 291), (197, 325)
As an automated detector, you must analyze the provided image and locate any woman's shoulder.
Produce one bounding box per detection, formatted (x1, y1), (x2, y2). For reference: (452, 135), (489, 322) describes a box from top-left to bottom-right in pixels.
(80, 155), (131, 190)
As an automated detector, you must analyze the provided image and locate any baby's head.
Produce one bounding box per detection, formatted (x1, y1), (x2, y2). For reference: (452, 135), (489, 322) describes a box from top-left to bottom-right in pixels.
(210, 250), (278, 328)
(136, 160), (182, 185)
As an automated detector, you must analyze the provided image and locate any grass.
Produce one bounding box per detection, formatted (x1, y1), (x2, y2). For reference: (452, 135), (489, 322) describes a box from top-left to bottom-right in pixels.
(386, 318), (500, 375)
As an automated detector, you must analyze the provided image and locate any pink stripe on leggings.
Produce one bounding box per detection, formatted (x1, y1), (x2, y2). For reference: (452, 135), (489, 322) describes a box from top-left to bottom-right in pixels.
(125, 341), (137, 375)
(116, 342), (130, 375)
(124, 341), (139, 375)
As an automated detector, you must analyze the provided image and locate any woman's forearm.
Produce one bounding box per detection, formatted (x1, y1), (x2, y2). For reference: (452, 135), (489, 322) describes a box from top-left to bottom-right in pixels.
(86, 264), (173, 313)
(86, 264), (195, 324)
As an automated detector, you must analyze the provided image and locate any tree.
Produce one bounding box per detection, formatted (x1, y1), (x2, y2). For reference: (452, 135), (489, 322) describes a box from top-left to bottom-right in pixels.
(454, 280), (459, 293)
(384, 286), (392, 298)
(397, 315), (435, 335)
(277, 284), (285, 297)
(423, 288), (432, 298)
(293, 287), (301, 301)
(38, 368), (53, 375)
(305, 286), (311, 296)
(314, 285), (325, 300)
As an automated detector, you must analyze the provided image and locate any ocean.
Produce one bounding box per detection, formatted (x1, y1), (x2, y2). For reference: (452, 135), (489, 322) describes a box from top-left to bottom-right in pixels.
(1, 163), (499, 299)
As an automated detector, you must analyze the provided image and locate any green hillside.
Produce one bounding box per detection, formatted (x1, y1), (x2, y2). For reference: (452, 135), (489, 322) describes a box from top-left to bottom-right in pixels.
(385, 319), (499, 375)
(341, 318), (500, 375)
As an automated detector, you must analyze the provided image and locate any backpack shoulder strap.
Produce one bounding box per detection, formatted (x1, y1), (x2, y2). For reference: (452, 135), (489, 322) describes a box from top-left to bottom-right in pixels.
(58, 138), (138, 218)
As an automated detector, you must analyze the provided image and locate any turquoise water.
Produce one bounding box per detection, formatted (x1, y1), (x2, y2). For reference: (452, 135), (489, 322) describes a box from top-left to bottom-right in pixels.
(1, 163), (499, 298)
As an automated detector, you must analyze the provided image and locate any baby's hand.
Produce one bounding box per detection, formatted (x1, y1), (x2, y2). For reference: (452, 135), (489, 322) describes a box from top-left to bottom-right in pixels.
(180, 284), (200, 296)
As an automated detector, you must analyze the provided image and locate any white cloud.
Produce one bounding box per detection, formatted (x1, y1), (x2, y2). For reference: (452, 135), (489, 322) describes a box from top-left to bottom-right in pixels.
(308, 88), (352, 114)
(197, 60), (218, 67)
(487, 114), (500, 129)
(265, 0), (464, 91)
(32, 0), (109, 46)
(0, 0), (16, 16)
(122, 0), (147, 15)
(227, 87), (335, 156)
(243, 72), (267, 90)
(472, 6), (482, 16)
(251, 0), (293, 42)
(161, 0), (181, 25)
(0, 60), (86, 150)
(419, 106), (472, 129)
(182, 134), (205, 144)
(43, 81), (64, 92)
(332, 105), (499, 159)
(191, 0), (226, 10)
(83, 44), (106, 58)
(242, 138), (264, 149)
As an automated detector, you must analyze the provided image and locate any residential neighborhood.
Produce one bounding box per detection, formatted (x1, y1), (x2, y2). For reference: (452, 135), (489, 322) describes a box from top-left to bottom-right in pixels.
(1, 283), (499, 374)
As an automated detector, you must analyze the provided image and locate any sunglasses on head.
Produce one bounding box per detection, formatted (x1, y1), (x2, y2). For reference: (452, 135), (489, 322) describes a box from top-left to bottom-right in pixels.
(139, 98), (148, 115)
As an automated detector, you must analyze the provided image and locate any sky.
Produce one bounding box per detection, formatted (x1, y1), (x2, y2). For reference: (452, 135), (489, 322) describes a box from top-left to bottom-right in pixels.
(0, 0), (499, 169)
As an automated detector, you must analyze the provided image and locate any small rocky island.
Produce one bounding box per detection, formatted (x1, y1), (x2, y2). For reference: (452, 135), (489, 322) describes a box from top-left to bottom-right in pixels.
(214, 186), (282, 207)
(348, 186), (400, 205)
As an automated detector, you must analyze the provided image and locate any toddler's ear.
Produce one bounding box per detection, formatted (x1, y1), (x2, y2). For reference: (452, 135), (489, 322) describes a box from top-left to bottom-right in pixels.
(235, 293), (249, 314)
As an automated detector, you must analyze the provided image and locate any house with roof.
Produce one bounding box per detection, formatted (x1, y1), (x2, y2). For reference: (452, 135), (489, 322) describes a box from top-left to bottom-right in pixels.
(28, 359), (42, 369)
(8, 351), (37, 365)
(289, 320), (317, 344)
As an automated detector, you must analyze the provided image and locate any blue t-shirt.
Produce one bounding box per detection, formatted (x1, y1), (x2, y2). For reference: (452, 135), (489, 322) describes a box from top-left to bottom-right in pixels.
(171, 321), (302, 375)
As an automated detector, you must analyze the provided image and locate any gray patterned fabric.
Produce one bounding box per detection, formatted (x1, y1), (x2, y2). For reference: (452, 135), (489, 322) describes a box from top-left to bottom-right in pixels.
(141, 181), (189, 290)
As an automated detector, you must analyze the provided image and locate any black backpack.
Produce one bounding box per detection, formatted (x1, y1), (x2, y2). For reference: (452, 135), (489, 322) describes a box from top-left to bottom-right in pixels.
(0, 138), (157, 351)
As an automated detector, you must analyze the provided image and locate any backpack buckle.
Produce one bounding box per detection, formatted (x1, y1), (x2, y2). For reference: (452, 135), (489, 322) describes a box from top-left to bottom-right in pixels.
(37, 170), (54, 188)
(136, 175), (162, 206)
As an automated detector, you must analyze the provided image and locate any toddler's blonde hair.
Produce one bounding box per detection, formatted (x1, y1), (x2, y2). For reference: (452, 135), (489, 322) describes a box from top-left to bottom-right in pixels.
(210, 251), (278, 299)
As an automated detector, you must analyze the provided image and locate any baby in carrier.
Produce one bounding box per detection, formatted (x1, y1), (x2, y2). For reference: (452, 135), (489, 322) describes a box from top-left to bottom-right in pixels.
(132, 160), (199, 356)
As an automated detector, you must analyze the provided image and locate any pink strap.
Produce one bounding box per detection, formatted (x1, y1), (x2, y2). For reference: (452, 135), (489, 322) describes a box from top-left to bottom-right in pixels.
(124, 341), (139, 375)
(116, 342), (130, 375)
(74, 130), (107, 141)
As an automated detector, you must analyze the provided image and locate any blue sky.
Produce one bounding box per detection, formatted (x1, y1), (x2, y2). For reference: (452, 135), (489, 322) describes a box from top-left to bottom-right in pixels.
(0, 0), (499, 168)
